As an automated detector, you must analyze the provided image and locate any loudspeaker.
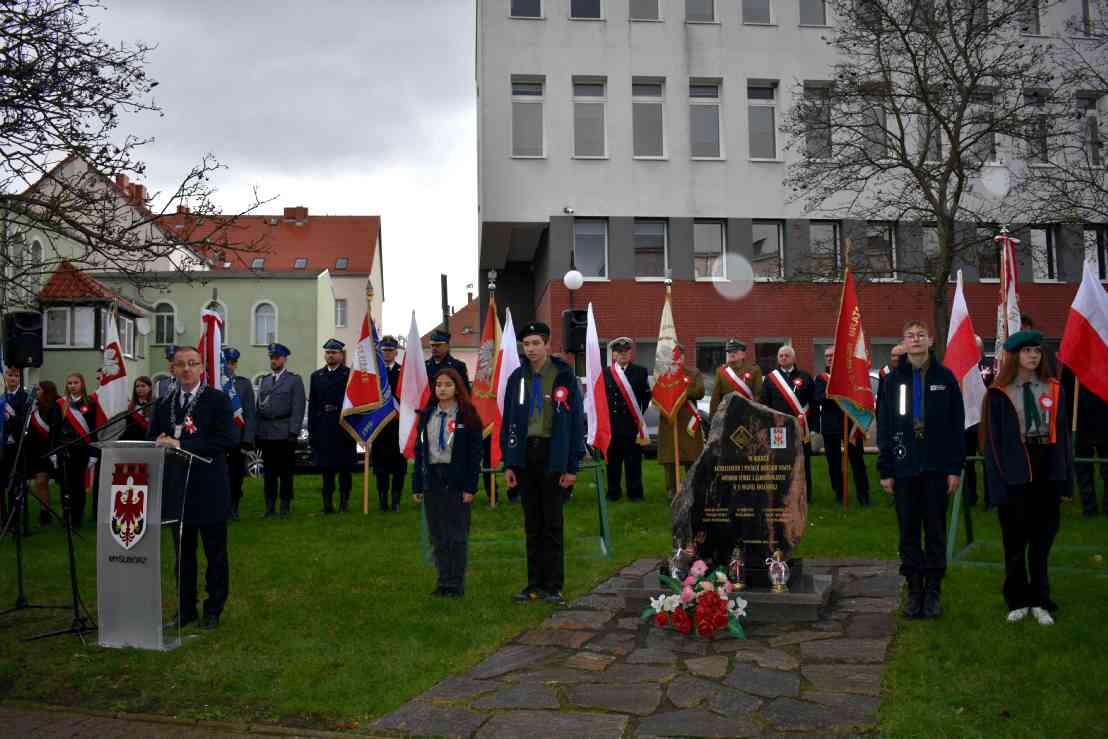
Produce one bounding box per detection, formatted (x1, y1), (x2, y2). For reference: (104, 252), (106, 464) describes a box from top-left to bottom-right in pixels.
(562, 309), (587, 354)
(4, 311), (44, 368)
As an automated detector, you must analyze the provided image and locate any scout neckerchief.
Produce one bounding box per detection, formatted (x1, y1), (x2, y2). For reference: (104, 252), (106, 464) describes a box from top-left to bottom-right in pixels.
(171, 385), (204, 439)
(608, 364), (649, 444)
(768, 368), (810, 441)
(722, 365), (754, 400)
(58, 396), (91, 441)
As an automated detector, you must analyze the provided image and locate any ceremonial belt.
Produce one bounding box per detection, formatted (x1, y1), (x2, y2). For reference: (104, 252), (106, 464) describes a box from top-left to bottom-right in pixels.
(768, 369), (809, 442)
(608, 365), (648, 444)
(722, 366), (754, 400)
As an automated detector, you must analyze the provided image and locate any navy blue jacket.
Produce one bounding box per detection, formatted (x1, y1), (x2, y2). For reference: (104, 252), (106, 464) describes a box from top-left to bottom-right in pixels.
(499, 356), (586, 475)
(876, 351), (965, 479)
(412, 405), (483, 494)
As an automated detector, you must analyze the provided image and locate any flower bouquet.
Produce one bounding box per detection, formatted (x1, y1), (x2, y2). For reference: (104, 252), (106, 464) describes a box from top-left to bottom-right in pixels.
(641, 559), (748, 639)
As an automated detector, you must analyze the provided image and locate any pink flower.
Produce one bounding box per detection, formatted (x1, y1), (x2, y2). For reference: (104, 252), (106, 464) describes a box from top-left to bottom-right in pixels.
(698, 581), (715, 592)
(690, 560), (708, 577)
(683, 575), (695, 586)
(724, 581), (734, 594)
(681, 586), (694, 603)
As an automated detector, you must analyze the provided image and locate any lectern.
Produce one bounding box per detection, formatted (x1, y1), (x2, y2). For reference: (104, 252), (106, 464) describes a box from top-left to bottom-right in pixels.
(94, 440), (210, 650)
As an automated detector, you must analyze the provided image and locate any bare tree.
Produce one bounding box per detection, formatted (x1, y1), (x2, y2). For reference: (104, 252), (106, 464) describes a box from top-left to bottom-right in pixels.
(0, 0), (268, 312)
(783, 0), (1068, 347)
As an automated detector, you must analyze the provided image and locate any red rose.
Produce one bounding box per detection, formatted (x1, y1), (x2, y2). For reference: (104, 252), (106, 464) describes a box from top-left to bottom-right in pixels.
(654, 611), (669, 627)
(696, 616), (715, 638)
(671, 608), (692, 634)
(714, 611), (729, 630)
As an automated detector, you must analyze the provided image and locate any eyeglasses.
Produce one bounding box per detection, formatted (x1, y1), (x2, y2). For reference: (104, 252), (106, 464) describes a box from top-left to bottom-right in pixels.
(173, 360), (203, 369)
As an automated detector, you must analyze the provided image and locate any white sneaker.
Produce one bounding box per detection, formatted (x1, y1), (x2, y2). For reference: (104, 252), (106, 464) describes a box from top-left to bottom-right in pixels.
(1031, 607), (1054, 626)
(1006, 607), (1030, 622)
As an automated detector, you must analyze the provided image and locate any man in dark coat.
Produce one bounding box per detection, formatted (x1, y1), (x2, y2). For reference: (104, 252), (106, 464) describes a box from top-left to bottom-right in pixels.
(1062, 362), (1108, 516)
(371, 335), (407, 512)
(1, 366), (31, 531)
(222, 347), (256, 520)
(761, 345), (815, 503)
(603, 337), (651, 502)
(156, 345), (178, 400)
(813, 345), (870, 506)
(149, 345), (235, 630)
(309, 339), (357, 514)
(425, 327), (470, 391)
(255, 343), (306, 517)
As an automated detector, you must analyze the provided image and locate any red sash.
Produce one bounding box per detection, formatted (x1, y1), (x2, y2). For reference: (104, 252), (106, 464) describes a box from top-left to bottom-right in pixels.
(30, 409), (51, 439)
(721, 366), (754, 400)
(58, 397), (91, 441)
(608, 365), (648, 443)
(131, 410), (150, 433)
(685, 401), (701, 437)
(767, 369), (810, 441)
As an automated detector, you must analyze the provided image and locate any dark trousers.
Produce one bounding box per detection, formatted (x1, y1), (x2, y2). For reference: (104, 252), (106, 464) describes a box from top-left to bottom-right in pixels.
(173, 522), (229, 618)
(998, 447), (1061, 611)
(894, 473), (949, 579)
(375, 467), (406, 510)
(519, 439), (565, 594)
(426, 465), (471, 594)
(482, 435), (493, 498)
(823, 433), (870, 505)
(258, 438), (295, 502)
(606, 434), (644, 500)
(1074, 436), (1108, 514)
(227, 447), (246, 505)
(963, 427), (988, 508)
(321, 466), (352, 505)
(61, 450), (90, 528)
(801, 441), (813, 503)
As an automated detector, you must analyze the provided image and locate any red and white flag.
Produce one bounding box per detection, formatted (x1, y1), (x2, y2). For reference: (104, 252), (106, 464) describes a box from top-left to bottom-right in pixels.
(651, 285), (688, 421)
(94, 312), (129, 441)
(1059, 259), (1108, 403)
(471, 297), (501, 437)
(491, 308), (521, 468)
(945, 270), (988, 428)
(584, 303), (611, 459)
(398, 312), (430, 459)
(995, 230), (1021, 359)
(198, 308), (223, 390)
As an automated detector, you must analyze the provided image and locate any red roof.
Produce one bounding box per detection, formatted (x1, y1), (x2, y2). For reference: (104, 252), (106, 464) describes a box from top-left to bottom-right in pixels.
(160, 207), (379, 274)
(39, 262), (146, 315)
(422, 298), (480, 348)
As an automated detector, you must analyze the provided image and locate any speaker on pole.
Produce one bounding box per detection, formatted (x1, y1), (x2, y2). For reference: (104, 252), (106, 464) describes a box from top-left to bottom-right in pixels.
(3, 311), (44, 368)
(561, 309), (587, 354)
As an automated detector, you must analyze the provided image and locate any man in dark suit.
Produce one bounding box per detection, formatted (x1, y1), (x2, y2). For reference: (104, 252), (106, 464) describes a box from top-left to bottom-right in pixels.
(814, 345), (871, 506)
(150, 345), (235, 630)
(155, 345), (178, 400)
(761, 345), (816, 502)
(372, 335), (407, 512)
(255, 343), (306, 517)
(309, 339), (357, 514)
(222, 347), (256, 520)
(1, 366), (31, 531)
(425, 327), (470, 391)
(603, 337), (651, 502)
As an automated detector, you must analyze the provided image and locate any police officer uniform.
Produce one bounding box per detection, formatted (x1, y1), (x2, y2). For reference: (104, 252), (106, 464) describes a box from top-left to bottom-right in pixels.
(255, 343), (306, 517)
(709, 339), (764, 420)
(603, 337), (651, 502)
(309, 339), (357, 514)
(762, 359), (815, 503)
(222, 347), (256, 520)
(425, 328), (471, 391)
(372, 335), (407, 512)
(156, 345), (178, 400)
(813, 367), (870, 506)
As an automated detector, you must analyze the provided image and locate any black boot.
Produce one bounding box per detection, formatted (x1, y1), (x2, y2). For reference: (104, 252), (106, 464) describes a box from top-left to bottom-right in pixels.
(922, 577), (943, 619)
(339, 492), (350, 513)
(378, 489), (389, 512)
(279, 499), (291, 517)
(262, 498), (276, 518)
(903, 574), (924, 619)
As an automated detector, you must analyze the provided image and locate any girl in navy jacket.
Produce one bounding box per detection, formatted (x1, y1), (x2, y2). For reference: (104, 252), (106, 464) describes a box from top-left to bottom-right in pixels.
(412, 368), (483, 597)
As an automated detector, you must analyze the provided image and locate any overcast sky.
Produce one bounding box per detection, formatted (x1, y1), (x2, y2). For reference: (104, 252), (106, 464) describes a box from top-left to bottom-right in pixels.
(96, 0), (478, 336)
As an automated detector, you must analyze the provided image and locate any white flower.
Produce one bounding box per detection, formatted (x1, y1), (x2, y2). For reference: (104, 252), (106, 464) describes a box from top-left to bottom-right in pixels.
(729, 595), (749, 618)
(715, 571), (728, 583)
(650, 594), (667, 612)
(663, 594), (682, 612)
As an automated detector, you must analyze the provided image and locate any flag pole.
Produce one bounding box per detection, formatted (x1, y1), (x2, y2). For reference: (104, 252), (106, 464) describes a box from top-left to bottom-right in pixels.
(364, 279), (374, 515)
(1073, 377), (1081, 435)
(841, 239), (852, 510)
(673, 415), (682, 498)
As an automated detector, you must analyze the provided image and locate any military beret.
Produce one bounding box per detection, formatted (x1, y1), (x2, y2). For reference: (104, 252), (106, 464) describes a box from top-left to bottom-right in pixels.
(429, 328), (451, 343)
(164, 344), (178, 360)
(725, 339), (747, 352)
(610, 336), (633, 351)
(379, 335), (399, 349)
(1003, 330), (1043, 352)
(268, 342), (291, 357)
(519, 322), (551, 340)
(323, 338), (345, 351)
(222, 346), (241, 362)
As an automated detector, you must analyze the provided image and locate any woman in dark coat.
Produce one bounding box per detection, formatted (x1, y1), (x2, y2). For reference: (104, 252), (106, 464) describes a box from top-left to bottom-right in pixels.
(122, 376), (154, 441)
(412, 368), (483, 598)
(981, 330), (1074, 626)
(56, 372), (99, 528)
(27, 381), (62, 525)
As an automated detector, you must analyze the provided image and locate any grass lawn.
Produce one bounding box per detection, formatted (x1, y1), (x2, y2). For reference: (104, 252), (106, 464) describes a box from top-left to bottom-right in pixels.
(0, 455), (1105, 737)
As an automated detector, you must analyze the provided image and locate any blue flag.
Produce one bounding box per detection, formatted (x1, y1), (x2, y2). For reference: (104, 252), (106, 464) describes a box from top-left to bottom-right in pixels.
(340, 317), (397, 444)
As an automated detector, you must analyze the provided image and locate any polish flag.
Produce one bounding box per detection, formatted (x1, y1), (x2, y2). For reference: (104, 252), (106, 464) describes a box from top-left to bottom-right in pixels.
(491, 308), (521, 468)
(94, 312), (129, 441)
(945, 271), (987, 428)
(398, 312), (430, 459)
(651, 285), (687, 421)
(1059, 259), (1108, 403)
(584, 303), (611, 460)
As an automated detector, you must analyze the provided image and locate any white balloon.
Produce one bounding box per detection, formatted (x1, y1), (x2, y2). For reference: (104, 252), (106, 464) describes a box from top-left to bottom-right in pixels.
(713, 254), (755, 301)
(563, 269), (585, 291)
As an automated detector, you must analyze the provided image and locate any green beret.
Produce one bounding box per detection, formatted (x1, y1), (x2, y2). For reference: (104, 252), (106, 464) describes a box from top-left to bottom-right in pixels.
(1003, 330), (1043, 352)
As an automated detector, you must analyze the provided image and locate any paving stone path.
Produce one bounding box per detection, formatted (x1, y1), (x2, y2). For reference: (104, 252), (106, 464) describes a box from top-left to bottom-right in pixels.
(373, 557), (902, 739)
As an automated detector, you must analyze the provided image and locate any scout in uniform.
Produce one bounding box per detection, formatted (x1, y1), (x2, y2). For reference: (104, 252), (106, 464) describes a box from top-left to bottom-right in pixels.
(372, 335), (407, 512)
(425, 327), (471, 391)
(602, 337), (651, 502)
(500, 322), (586, 606)
(658, 344), (706, 500)
(222, 347), (256, 520)
(709, 338), (764, 420)
(308, 339), (357, 514)
(761, 345), (816, 503)
(813, 345), (870, 506)
(255, 343), (306, 517)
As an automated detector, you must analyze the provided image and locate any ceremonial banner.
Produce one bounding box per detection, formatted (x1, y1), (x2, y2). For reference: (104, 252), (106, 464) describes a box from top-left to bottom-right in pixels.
(651, 285), (687, 421)
(946, 271), (988, 428)
(198, 308), (244, 428)
(472, 297), (501, 436)
(827, 269), (875, 433)
(995, 230), (1021, 359)
(398, 312), (430, 459)
(1059, 259), (1108, 403)
(491, 308), (521, 468)
(584, 303), (611, 459)
(94, 311), (129, 441)
(341, 314), (396, 445)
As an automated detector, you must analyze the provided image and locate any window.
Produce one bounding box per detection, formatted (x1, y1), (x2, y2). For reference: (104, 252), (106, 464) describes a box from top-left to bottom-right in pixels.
(44, 306), (95, 348)
(855, 0), (882, 30)
(293, 257), (308, 269)
(921, 226), (944, 279)
(863, 101), (890, 160)
(573, 220), (608, 278)
(119, 316), (136, 359)
(743, 0), (772, 24)
(573, 78), (607, 157)
(690, 81), (722, 158)
(1078, 95), (1103, 167)
(335, 257), (349, 270)
(1025, 91), (1049, 163)
(1030, 226), (1057, 281)
(686, 0), (715, 23)
(335, 298), (348, 328)
(633, 79), (665, 157)
(154, 302), (176, 344)
(1020, 0), (1040, 34)
(976, 226), (1000, 280)
(136, 331), (146, 360)
(799, 0), (827, 25)
(633, 220), (667, 277)
(630, 0), (660, 20)
(511, 0), (541, 18)
(910, 0), (935, 31)
(636, 341), (658, 375)
(696, 341), (726, 375)
(253, 302), (277, 345)
(748, 83), (778, 159)
(754, 339), (788, 375)
(570, 0), (601, 19)
(1085, 226), (1107, 281)
(808, 221), (841, 278)
(752, 221), (784, 280)
(919, 112), (942, 161)
(1081, 0), (1094, 36)
(512, 77), (545, 157)
(803, 83), (832, 159)
(968, 92), (997, 163)
(863, 222), (896, 280)
(251, 257), (265, 270)
(694, 221), (725, 279)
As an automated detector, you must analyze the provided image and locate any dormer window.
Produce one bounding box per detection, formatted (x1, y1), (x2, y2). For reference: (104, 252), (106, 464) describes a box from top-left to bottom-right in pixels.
(251, 257), (265, 270)
(335, 257), (349, 270)
(293, 257), (308, 269)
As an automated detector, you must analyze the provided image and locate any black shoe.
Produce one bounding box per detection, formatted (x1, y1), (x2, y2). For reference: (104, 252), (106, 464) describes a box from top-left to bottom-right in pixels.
(513, 587), (543, 603)
(922, 579), (943, 619)
(543, 591), (566, 606)
(443, 590), (463, 598)
(262, 500), (276, 518)
(167, 612), (198, 629)
(198, 614), (220, 630)
(606, 493), (622, 502)
(279, 500), (291, 517)
(323, 506), (335, 515)
(391, 503), (400, 512)
(430, 588), (445, 597)
(903, 575), (924, 619)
